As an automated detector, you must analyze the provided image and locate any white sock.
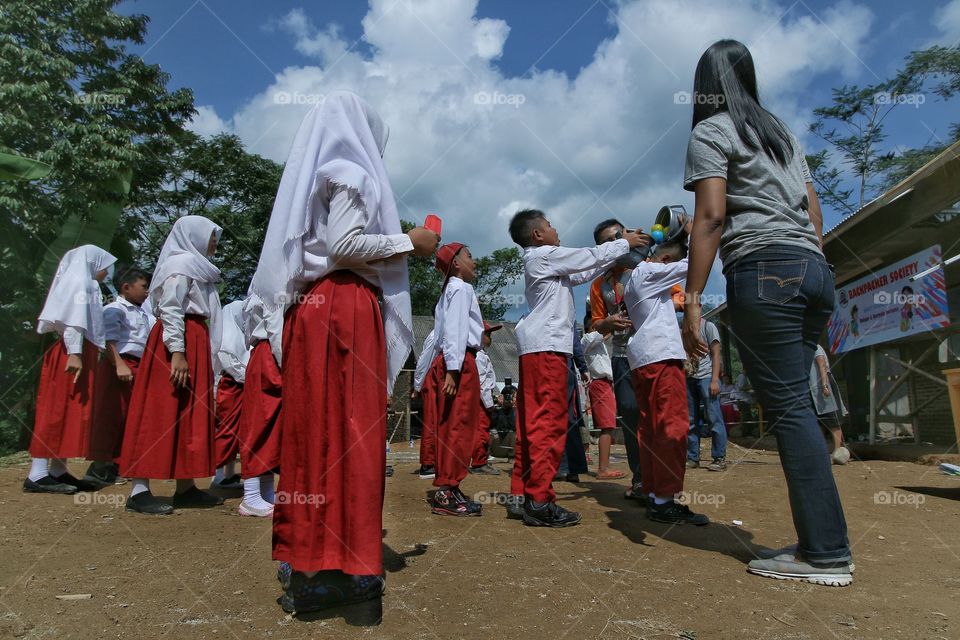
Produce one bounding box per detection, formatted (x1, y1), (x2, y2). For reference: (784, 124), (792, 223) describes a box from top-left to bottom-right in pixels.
(653, 495), (672, 505)
(28, 458), (50, 482)
(49, 458), (68, 478)
(243, 477), (272, 510)
(213, 467), (226, 484)
(130, 478), (150, 497)
(175, 479), (196, 494)
(224, 459), (238, 478)
(260, 474), (276, 504)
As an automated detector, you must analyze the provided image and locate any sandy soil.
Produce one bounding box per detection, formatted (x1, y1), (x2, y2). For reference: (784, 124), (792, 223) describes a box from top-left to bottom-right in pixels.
(1, 444), (958, 640)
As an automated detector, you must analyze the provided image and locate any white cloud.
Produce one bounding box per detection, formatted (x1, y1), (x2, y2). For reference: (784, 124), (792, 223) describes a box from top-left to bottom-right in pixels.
(202, 0), (876, 317)
(187, 105), (231, 137)
(931, 0), (960, 46)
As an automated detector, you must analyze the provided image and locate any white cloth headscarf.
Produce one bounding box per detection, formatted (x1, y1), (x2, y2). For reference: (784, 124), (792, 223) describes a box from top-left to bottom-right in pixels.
(150, 215), (223, 353)
(218, 299), (250, 371)
(241, 292), (284, 365)
(249, 91), (412, 395)
(37, 245), (117, 348)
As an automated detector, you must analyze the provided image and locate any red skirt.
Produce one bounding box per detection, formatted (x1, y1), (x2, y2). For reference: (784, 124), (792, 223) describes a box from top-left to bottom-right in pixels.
(472, 406), (492, 467)
(588, 378), (617, 430)
(427, 351), (480, 487)
(214, 374), (243, 468)
(419, 373), (437, 468)
(272, 272), (387, 576)
(239, 340), (282, 478)
(87, 354), (141, 461)
(30, 338), (99, 459)
(118, 316), (216, 479)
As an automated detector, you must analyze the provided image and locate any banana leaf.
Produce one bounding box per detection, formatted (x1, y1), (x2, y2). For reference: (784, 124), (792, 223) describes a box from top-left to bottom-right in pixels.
(0, 152), (52, 181)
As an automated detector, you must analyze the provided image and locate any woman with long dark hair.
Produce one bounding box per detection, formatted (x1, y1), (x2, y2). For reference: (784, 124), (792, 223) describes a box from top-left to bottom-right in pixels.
(681, 39), (852, 586)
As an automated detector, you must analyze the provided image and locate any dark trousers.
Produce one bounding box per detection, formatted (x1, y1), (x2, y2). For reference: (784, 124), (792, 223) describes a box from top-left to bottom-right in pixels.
(726, 248), (850, 564)
(612, 356), (641, 486)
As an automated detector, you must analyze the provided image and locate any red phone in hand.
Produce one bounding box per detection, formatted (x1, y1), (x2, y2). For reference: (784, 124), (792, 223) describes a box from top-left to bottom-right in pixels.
(424, 214), (442, 236)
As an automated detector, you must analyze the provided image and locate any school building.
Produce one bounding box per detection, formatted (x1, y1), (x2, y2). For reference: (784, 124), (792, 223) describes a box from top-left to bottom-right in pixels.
(706, 140), (960, 448)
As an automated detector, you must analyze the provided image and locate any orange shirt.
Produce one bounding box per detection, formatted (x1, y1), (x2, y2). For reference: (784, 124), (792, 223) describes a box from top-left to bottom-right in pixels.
(590, 273), (685, 329)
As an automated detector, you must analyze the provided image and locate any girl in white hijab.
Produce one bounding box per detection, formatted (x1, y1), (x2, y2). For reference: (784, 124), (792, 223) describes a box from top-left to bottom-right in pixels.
(235, 292), (283, 517)
(255, 91), (438, 619)
(118, 215), (226, 515)
(26, 245), (116, 495)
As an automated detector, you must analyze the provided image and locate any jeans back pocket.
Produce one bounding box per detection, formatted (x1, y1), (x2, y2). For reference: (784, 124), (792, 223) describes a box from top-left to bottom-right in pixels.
(758, 260), (807, 304)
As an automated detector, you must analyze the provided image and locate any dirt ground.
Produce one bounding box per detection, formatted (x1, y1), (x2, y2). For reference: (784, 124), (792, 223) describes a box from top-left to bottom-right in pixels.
(1, 444), (958, 640)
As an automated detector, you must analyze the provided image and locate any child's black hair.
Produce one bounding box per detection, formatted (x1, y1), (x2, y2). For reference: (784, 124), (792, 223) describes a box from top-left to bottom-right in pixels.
(114, 266), (150, 290)
(593, 218), (624, 244)
(654, 238), (688, 260)
(509, 209), (546, 247)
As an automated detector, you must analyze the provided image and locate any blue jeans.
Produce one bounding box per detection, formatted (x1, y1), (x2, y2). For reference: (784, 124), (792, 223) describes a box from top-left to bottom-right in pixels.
(726, 248), (851, 564)
(612, 356), (641, 486)
(686, 377), (727, 461)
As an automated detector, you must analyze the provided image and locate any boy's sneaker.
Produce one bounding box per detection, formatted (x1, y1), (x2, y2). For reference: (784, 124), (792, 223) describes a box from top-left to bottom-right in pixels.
(416, 465), (436, 479)
(278, 568), (384, 624)
(505, 495), (525, 520)
(747, 553), (853, 587)
(522, 500), (581, 528)
(430, 489), (479, 517)
(757, 544), (855, 572)
(451, 487), (482, 515)
(685, 459), (699, 469)
(469, 463), (501, 476)
(707, 458), (727, 472)
(647, 500), (709, 526)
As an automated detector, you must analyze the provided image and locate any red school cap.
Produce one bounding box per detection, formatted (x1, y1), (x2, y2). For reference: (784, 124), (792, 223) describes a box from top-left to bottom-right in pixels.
(434, 242), (466, 279)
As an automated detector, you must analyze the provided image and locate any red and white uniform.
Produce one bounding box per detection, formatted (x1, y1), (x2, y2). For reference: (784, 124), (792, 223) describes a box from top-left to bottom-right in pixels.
(214, 300), (249, 469)
(238, 294), (283, 479)
(581, 331), (616, 431)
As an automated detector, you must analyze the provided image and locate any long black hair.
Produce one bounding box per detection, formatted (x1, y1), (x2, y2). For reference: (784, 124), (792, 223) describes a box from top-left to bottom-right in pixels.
(692, 39), (793, 165)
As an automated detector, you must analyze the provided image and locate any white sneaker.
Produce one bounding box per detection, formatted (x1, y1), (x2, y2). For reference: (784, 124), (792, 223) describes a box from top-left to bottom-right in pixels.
(238, 500), (274, 517)
(831, 447), (851, 465)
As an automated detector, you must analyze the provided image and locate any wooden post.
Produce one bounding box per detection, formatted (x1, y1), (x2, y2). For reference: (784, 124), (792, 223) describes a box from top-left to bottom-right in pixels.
(869, 346), (877, 444)
(943, 368), (960, 449)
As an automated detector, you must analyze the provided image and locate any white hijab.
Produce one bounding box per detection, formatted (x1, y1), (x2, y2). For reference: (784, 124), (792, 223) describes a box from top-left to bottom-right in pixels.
(218, 300), (249, 367)
(151, 215), (223, 353)
(242, 292), (284, 365)
(249, 91), (412, 395)
(38, 245), (117, 348)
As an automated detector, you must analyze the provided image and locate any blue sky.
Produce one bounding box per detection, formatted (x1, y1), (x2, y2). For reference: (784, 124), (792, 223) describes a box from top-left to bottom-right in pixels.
(119, 0), (960, 318)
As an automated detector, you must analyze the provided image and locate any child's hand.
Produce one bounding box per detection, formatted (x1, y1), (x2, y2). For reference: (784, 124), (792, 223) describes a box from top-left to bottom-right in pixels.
(443, 371), (460, 396)
(597, 312), (632, 333)
(170, 352), (190, 389)
(116, 360), (134, 383)
(65, 354), (83, 383)
(621, 229), (652, 250)
(408, 227), (441, 257)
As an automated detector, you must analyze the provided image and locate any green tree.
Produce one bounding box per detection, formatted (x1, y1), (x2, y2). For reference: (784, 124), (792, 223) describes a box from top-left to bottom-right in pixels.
(125, 133), (283, 301)
(0, 0), (194, 454)
(400, 221), (523, 320)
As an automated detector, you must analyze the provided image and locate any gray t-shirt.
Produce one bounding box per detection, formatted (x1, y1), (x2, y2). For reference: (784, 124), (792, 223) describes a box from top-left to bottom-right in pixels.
(694, 320), (720, 380)
(683, 112), (821, 266)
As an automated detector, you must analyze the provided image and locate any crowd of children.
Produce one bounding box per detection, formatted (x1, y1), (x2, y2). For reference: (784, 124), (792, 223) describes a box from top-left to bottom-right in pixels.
(26, 37), (858, 621)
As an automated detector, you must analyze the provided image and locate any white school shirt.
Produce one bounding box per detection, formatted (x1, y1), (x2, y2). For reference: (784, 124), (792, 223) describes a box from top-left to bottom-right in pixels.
(434, 276), (483, 372)
(216, 345), (249, 383)
(413, 329), (438, 392)
(62, 327), (85, 354)
(154, 274), (218, 353)
(515, 239), (630, 356)
(476, 349), (496, 409)
(624, 258), (689, 370)
(581, 331), (613, 381)
(103, 296), (155, 358)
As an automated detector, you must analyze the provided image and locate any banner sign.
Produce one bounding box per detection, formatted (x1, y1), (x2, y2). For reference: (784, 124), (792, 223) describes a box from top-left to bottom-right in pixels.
(828, 245), (950, 354)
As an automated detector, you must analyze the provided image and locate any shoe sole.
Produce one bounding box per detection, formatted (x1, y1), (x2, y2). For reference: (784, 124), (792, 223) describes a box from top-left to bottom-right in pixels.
(124, 505), (173, 515)
(418, 474), (436, 479)
(747, 567), (853, 587)
(279, 592), (383, 625)
(430, 506), (481, 517)
(239, 505), (274, 517)
(521, 514), (581, 528)
(23, 486), (77, 495)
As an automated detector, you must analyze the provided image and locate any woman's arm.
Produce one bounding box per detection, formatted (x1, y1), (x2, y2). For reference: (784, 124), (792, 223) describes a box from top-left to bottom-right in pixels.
(807, 183), (824, 250)
(682, 177), (726, 359)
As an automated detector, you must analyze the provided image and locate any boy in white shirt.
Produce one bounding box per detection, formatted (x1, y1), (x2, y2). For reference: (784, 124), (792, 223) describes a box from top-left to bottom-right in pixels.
(624, 238), (708, 526)
(581, 316), (624, 480)
(85, 267), (154, 486)
(425, 242), (485, 516)
(508, 209), (646, 527)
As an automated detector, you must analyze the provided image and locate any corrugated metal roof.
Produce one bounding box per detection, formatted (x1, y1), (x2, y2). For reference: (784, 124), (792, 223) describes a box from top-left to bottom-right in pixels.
(411, 315), (520, 383)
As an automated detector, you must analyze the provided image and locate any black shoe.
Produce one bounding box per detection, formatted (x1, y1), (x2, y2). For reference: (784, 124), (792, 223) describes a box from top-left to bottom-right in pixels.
(211, 474), (242, 490)
(505, 495), (525, 520)
(23, 475), (77, 495)
(566, 473), (580, 483)
(83, 462), (117, 487)
(278, 568), (384, 624)
(416, 465), (436, 479)
(624, 483), (648, 506)
(53, 472), (99, 492)
(172, 486), (225, 508)
(647, 500), (709, 526)
(125, 491), (173, 515)
(522, 500), (581, 528)
(430, 489), (479, 517)
(451, 487), (482, 515)
(469, 463), (502, 476)
(385, 466), (394, 478)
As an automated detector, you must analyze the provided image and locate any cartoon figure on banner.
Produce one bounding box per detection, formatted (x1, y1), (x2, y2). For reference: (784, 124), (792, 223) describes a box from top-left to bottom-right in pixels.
(850, 305), (860, 338)
(899, 286), (914, 332)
